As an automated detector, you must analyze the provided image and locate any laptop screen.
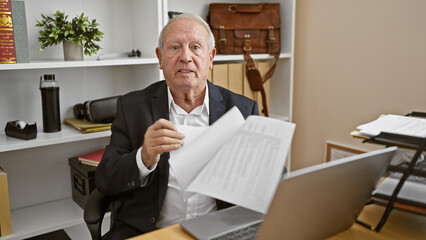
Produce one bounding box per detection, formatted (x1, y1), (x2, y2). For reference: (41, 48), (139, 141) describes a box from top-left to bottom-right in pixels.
(256, 147), (397, 239)
(181, 147), (397, 240)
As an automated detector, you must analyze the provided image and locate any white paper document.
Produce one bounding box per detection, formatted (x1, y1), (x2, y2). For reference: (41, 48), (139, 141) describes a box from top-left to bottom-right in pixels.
(356, 114), (426, 138)
(373, 173), (426, 205)
(169, 107), (296, 214)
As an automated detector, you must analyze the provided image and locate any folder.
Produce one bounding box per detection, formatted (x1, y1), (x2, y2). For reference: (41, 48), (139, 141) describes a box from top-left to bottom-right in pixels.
(64, 118), (111, 133)
(0, 167), (12, 236)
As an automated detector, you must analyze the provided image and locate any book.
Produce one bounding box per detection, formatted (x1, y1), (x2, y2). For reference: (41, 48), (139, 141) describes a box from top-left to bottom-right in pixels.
(0, 0), (16, 63)
(11, 0), (29, 63)
(0, 167), (12, 236)
(356, 114), (426, 138)
(78, 148), (105, 167)
(169, 107), (296, 214)
(64, 118), (111, 133)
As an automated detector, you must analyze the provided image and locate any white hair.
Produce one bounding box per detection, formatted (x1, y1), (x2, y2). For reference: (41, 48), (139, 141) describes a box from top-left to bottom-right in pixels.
(157, 13), (215, 51)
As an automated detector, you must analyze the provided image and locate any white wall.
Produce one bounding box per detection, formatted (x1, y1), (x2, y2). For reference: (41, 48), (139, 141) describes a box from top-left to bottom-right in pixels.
(292, 0), (426, 169)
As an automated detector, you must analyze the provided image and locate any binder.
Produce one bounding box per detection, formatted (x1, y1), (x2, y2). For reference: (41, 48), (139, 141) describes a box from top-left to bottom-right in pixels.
(228, 63), (244, 95)
(0, 167), (12, 236)
(212, 64), (228, 89)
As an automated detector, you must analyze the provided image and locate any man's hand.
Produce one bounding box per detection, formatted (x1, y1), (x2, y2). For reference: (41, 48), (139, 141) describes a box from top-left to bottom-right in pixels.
(142, 119), (184, 168)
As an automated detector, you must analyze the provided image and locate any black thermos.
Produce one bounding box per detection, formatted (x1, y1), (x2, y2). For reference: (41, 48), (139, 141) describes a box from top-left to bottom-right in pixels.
(39, 74), (61, 132)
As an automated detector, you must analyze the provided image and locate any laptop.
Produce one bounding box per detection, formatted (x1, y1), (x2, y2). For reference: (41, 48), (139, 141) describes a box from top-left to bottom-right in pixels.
(180, 147), (397, 240)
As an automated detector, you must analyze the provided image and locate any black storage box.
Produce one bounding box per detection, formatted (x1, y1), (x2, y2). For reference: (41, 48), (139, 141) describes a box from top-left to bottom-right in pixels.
(68, 157), (97, 209)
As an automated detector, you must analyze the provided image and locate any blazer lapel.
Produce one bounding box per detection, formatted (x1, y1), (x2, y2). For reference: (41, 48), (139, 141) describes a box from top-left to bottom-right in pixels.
(151, 81), (169, 121)
(208, 81), (225, 124)
(150, 81), (170, 214)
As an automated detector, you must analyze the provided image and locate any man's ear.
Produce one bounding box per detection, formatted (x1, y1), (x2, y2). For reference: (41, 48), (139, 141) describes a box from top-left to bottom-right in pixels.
(209, 48), (216, 69)
(155, 48), (163, 69)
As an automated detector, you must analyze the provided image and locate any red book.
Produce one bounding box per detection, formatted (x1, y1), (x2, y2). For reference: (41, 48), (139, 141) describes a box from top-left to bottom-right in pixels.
(0, 0), (16, 64)
(78, 148), (105, 167)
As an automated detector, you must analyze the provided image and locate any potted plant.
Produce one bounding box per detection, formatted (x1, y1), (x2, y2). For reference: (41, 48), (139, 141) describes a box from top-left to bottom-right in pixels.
(36, 11), (104, 61)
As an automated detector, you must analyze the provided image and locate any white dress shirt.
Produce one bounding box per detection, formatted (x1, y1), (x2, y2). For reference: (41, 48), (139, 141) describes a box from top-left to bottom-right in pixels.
(136, 84), (217, 228)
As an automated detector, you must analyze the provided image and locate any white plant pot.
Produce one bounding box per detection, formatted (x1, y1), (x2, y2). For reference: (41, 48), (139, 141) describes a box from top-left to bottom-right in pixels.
(63, 40), (83, 61)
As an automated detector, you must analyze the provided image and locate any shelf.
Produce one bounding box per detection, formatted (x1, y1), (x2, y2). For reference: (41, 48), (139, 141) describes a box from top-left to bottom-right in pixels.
(353, 124), (426, 231)
(0, 1), (295, 239)
(0, 125), (110, 153)
(269, 113), (290, 122)
(372, 175), (426, 213)
(0, 57), (159, 71)
(0, 198), (111, 240)
(372, 196), (426, 215)
(0, 53), (291, 71)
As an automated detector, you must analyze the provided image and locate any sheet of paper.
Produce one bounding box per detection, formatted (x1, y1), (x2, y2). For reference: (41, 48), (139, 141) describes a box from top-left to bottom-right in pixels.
(169, 107), (245, 189)
(373, 173), (426, 205)
(357, 114), (426, 138)
(187, 116), (296, 214)
(171, 125), (208, 158)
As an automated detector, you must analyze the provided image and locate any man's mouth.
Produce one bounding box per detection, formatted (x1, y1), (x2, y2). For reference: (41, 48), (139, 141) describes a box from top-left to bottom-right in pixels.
(178, 69), (193, 73)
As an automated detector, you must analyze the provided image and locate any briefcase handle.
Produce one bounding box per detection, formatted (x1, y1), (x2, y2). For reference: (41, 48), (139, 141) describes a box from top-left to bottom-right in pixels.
(229, 4), (263, 13)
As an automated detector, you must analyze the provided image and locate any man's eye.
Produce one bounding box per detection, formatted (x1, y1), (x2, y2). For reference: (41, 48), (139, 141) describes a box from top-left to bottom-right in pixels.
(170, 45), (179, 50)
(193, 45), (201, 50)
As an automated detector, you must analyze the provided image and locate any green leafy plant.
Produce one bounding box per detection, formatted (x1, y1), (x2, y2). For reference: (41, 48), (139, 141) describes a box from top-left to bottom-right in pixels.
(36, 11), (104, 56)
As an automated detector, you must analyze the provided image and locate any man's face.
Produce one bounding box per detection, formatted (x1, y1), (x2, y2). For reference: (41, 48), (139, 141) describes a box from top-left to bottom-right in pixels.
(156, 18), (216, 93)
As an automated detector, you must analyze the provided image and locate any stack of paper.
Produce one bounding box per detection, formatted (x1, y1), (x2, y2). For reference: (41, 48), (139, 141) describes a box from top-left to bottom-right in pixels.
(373, 173), (426, 208)
(169, 107), (296, 214)
(356, 114), (426, 138)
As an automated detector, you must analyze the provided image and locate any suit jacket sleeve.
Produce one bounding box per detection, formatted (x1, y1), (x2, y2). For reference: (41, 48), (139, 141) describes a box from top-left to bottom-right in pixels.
(95, 96), (144, 195)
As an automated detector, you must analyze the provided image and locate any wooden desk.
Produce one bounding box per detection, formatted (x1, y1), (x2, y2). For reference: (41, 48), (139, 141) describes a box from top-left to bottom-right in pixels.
(130, 204), (426, 240)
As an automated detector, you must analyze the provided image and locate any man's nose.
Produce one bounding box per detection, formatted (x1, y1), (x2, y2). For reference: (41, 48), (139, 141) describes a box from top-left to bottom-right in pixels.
(179, 47), (193, 63)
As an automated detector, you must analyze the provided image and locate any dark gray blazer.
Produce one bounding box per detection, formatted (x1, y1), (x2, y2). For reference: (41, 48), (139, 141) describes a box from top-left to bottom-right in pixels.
(96, 80), (258, 239)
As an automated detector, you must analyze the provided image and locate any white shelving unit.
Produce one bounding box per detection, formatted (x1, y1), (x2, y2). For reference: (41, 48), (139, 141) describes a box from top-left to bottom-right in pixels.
(0, 0), (295, 239)
(0, 125), (110, 153)
(0, 58), (159, 70)
(1, 198), (110, 240)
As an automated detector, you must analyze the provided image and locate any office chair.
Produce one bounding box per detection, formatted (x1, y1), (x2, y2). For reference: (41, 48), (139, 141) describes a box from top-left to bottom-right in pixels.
(82, 167), (288, 239)
(84, 189), (115, 240)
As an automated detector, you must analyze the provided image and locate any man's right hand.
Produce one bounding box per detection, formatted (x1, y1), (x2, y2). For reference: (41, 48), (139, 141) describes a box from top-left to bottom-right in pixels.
(142, 119), (185, 168)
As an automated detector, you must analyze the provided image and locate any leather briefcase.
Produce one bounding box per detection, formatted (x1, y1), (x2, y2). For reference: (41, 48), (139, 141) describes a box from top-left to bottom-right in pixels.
(208, 3), (280, 55)
(208, 3), (281, 116)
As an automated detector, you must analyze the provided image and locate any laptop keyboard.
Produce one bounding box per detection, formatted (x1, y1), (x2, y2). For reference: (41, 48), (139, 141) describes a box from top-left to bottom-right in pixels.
(211, 222), (262, 240)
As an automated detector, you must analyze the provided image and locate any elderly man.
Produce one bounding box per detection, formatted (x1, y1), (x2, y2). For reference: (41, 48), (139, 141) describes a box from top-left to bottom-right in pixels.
(96, 13), (259, 239)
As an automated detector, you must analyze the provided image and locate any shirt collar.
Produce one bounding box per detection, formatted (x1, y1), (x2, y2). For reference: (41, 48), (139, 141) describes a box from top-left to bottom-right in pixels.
(167, 82), (210, 115)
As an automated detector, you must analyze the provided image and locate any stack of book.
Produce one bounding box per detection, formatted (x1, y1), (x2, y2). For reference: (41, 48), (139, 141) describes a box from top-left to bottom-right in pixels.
(78, 148), (105, 167)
